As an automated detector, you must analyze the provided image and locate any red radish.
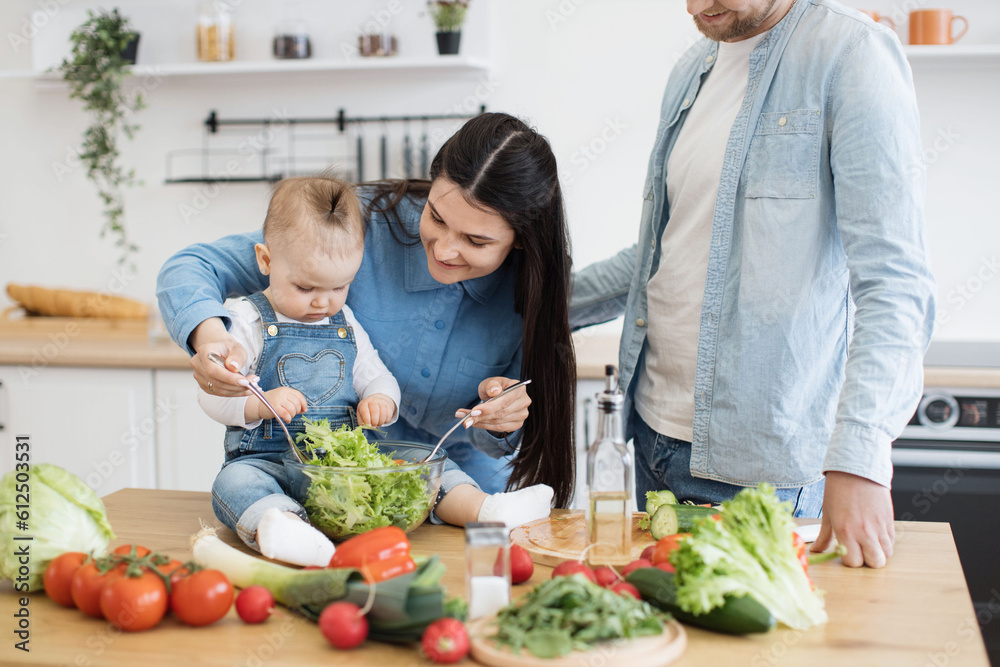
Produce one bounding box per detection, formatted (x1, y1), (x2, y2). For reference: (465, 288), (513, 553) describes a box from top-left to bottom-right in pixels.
(551, 560), (597, 583)
(509, 545), (534, 584)
(640, 545), (656, 561)
(235, 586), (274, 624)
(621, 558), (654, 577)
(654, 561), (676, 573)
(421, 617), (470, 664)
(592, 566), (619, 588)
(610, 581), (641, 599)
(319, 601), (368, 649)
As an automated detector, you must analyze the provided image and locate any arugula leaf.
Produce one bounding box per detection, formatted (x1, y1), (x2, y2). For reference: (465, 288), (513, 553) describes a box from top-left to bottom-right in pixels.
(294, 419), (431, 537)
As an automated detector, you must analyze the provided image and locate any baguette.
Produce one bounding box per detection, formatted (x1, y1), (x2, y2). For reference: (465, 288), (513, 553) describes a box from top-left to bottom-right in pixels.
(6, 283), (148, 319)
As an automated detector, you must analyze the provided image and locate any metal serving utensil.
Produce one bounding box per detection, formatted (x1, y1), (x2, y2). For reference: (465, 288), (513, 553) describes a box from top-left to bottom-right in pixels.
(206, 352), (306, 464)
(420, 379), (532, 464)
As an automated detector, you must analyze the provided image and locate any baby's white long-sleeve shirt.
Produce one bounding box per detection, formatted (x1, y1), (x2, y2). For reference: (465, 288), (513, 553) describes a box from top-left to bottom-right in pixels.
(197, 298), (400, 428)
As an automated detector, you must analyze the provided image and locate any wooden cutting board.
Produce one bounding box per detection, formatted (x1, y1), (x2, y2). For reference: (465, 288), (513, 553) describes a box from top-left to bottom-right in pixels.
(0, 307), (148, 341)
(468, 615), (687, 667)
(510, 511), (656, 567)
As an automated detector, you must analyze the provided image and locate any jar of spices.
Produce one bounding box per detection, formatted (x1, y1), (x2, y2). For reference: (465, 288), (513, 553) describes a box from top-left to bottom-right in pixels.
(197, 1), (235, 62)
(273, 4), (311, 60)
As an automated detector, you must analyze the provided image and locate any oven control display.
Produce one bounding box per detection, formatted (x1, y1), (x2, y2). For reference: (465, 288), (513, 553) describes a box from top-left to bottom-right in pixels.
(912, 393), (1000, 430)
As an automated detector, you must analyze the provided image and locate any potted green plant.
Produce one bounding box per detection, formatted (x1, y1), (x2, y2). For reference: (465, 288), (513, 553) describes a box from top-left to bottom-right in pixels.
(55, 9), (143, 265)
(428, 1), (469, 55)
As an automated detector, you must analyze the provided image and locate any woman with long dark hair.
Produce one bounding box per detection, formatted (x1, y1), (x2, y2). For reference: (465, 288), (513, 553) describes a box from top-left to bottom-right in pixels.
(157, 113), (577, 528)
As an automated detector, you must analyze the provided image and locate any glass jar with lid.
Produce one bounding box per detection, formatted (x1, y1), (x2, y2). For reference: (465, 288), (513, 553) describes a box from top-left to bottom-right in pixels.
(273, 2), (311, 59)
(196, 1), (235, 62)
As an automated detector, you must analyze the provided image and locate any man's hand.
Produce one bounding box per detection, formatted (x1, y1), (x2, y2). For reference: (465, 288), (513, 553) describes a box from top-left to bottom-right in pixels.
(812, 471), (895, 568)
(455, 377), (531, 434)
(249, 387), (307, 423)
(357, 394), (397, 428)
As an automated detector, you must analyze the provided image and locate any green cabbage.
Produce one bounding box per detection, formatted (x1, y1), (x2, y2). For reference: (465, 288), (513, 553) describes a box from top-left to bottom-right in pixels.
(0, 464), (115, 591)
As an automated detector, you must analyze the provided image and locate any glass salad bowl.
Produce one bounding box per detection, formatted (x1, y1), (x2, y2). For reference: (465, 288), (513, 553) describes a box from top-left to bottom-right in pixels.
(283, 441), (447, 541)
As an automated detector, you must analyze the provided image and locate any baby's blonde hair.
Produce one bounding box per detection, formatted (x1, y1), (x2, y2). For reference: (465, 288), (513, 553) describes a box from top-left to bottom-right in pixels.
(262, 176), (364, 257)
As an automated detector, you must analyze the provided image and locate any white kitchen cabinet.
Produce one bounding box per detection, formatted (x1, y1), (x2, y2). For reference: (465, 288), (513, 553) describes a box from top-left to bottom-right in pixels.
(152, 370), (225, 493)
(0, 365), (156, 495)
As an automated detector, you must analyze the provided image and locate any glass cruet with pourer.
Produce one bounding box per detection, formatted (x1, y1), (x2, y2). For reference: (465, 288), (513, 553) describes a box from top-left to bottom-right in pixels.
(586, 364), (633, 566)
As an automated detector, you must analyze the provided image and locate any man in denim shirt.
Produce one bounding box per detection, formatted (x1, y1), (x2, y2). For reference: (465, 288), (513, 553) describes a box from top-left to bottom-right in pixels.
(572, 0), (936, 569)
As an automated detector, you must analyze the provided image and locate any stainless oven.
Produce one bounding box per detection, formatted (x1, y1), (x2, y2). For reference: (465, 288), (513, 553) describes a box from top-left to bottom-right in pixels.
(892, 342), (1000, 665)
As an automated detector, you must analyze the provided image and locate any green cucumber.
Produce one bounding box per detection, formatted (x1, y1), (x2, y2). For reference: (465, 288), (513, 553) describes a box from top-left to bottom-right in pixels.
(626, 567), (775, 635)
(649, 504), (719, 539)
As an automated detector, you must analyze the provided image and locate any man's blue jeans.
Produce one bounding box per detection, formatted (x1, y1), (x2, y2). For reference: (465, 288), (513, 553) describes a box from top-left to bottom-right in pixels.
(633, 413), (825, 518)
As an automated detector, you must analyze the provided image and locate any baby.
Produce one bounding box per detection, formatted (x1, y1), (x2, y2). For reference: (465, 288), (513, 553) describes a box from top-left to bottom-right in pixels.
(199, 176), (399, 566)
(201, 175), (552, 568)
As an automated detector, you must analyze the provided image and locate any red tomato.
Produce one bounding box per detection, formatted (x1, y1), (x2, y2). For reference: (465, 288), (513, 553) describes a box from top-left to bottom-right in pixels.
(235, 586), (274, 624)
(112, 544), (151, 558)
(610, 581), (641, 599)
(153, 558), (184, 578)
(100, 570), (168, 632)
(171, 569), (234, 627)
(654, 561), (676, 573)
(43, 552), (87, 608)
(71, 561), (124, 619)
(551, 560), (597, 583)
(651, 533), (689, 565)
(319, 602), (368, 649)
(509, 545), (534, 584)
(592, 566), (619, 588)
(621, 559), (654, 577)
(421, 618), (470, 664)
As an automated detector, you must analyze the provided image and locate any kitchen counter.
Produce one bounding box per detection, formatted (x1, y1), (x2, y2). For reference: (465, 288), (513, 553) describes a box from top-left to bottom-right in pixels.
(3, 330), (999, 388)
(0, 489), (989, 667)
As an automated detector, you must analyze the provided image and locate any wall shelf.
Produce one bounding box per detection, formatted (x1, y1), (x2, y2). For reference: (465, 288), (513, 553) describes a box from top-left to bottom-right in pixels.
(903, 44), (1000, 65)
(0, 55), (490, 80)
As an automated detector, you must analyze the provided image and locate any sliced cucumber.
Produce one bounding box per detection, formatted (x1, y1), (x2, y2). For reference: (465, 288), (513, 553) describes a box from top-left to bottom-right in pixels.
(649, 504), (720, 540)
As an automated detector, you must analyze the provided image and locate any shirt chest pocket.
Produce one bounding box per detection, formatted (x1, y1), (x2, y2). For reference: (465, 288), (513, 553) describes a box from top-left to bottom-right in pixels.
(743, 109), (822, 199)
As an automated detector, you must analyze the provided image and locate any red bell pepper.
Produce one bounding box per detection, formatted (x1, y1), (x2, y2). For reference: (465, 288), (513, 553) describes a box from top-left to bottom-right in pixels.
(328, 526), (416, 583)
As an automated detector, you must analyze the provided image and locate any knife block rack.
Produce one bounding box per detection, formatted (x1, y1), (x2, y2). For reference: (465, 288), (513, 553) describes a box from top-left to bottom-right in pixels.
(164, 106), (486, 185)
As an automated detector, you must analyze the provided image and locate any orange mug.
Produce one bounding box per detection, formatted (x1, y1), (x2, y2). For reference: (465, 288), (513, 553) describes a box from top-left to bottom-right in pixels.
(909, 9), (968, 45)
(858, 9), (895, 30)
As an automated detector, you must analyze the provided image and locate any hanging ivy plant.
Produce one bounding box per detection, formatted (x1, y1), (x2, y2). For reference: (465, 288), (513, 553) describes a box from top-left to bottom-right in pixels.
(56, 8), (143, 266)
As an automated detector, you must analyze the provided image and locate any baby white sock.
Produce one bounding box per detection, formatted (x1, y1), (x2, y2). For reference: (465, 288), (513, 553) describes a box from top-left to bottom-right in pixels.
(477, 484), (554, 528)
(256, 508), (335, 567)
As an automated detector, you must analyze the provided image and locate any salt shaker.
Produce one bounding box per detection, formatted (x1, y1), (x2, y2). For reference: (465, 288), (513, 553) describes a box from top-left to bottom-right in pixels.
(465, 522), (510, 619)
(586, 364), (633, 566)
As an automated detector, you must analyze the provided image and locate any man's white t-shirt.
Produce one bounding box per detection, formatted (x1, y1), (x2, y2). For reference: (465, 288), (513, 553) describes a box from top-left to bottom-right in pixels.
(635, 33), (766, 443)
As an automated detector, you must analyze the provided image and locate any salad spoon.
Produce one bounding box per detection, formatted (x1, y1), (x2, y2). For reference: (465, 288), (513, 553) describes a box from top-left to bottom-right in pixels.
(421, 379), (532, 464)
(206, 352), (306, 464)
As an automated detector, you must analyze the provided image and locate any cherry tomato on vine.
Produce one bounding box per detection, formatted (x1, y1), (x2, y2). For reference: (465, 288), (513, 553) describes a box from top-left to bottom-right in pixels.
(100, 570), (168, 632)
(43, 552), (87, 608)
(112, 544), (151, 558)
(171, 569), (234, 626)
(71, 561), (124, 619)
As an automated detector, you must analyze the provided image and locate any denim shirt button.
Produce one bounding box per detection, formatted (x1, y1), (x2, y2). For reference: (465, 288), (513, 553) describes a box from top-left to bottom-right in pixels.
(705, 55), (714, 64)
(636, 318), (646, 327)
(408, 406), (417, 415)
(650, 238), (655, 250)
(682, 98), (691, 107)
(778, 116), (788, 127)
(435, 320), (445, 329)
(421, 368), (431, 378)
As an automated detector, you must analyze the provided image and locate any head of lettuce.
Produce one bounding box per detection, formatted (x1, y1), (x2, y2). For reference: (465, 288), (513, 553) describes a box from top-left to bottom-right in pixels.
(0, 464), (115, 592)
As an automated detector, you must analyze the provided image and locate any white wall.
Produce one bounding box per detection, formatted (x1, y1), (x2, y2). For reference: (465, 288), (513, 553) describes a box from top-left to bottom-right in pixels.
(0, 0), (997, 342)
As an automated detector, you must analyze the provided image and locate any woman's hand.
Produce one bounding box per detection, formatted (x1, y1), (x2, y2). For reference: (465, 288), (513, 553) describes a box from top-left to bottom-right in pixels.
(455, 377), (531, 435)
(190, 318), (253, 397)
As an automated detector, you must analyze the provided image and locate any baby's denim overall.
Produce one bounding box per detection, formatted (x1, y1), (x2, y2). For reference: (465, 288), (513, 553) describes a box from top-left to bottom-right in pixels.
(211, 292), (358, 550)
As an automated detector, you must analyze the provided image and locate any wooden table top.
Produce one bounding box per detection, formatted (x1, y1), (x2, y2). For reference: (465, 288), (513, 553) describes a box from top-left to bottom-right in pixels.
(0, 489), (990, 667)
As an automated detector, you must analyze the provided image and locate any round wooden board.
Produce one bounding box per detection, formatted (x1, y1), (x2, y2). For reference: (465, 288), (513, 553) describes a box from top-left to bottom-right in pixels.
(510, 511), (656, 567)
(468, 615), (687, 667)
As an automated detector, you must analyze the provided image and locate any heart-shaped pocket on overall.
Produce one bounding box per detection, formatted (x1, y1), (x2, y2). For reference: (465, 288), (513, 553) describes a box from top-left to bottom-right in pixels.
(276, 350), (346, 405)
